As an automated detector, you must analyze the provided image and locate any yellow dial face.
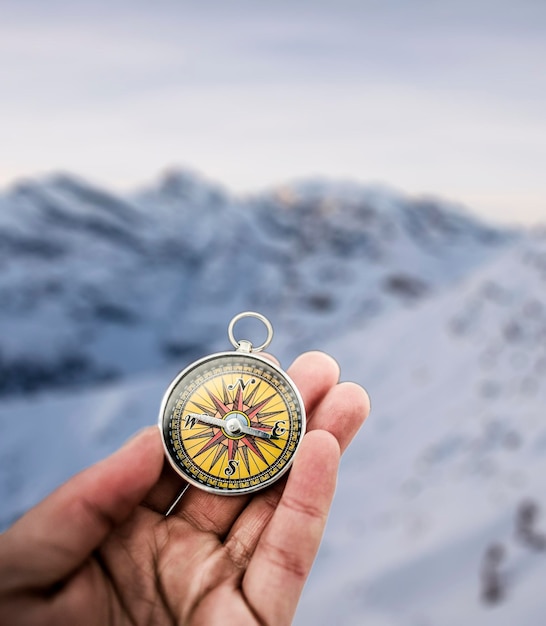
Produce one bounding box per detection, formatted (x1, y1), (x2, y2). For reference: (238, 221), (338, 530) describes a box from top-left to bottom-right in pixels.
(160, 352), (305, 495)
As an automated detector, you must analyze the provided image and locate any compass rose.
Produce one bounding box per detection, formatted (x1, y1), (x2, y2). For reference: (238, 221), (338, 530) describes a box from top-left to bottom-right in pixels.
(183, 375), (286, 478)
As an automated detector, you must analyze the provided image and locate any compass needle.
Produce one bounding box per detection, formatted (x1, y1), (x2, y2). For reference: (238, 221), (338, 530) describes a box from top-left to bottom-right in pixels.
(187, 413), (229, 429)
(239, 424), (272, 440)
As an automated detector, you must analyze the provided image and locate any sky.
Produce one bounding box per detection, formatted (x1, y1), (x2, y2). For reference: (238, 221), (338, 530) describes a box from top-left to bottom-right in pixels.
(0, 0), (545, 224)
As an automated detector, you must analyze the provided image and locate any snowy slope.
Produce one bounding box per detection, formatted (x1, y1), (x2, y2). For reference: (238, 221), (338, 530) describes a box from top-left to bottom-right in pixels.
(1, 227), (546, 624)
(0, 170), (513, 396)
(0, 371), (165, 529)
(296, 231), (546, 625)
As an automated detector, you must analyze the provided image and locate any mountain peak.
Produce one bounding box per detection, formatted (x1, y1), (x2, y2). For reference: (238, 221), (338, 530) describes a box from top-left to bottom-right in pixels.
(135, 167), (229, 208)
(0, 169), (517, 397)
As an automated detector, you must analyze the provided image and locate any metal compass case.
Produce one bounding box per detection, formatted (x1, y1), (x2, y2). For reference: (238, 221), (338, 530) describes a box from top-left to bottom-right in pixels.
(159, 312), (306, 498)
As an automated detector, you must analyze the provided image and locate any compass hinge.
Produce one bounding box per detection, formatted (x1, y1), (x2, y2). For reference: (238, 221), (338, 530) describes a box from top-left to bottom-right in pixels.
(236, 340), (253, 353)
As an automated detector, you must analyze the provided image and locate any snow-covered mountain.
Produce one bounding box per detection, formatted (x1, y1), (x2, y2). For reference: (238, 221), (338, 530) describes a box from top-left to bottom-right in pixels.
(0, 170), (512, 396)
(2, 169), (544, 624)
(2, 227), (545, 624)
(298, 231), (546, 625)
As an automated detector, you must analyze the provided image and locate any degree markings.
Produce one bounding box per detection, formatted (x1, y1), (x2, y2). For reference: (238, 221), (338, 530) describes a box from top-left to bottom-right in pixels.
(166, 357), (302, 490)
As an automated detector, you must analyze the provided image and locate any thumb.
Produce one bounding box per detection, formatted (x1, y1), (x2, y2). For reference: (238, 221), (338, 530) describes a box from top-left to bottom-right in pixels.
(0, 426), (163, 590)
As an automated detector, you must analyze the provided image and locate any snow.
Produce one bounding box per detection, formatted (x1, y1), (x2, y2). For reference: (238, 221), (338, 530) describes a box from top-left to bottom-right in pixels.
(1, 171), (544, 623)
(295, 234), (546, 625)
(0, 170), (514, 395)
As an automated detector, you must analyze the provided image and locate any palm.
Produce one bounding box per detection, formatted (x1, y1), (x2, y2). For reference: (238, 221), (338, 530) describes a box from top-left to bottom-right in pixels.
(92, 496), (278, 624)
(0, 353), (369, 626)
(83, 506), (262, 624)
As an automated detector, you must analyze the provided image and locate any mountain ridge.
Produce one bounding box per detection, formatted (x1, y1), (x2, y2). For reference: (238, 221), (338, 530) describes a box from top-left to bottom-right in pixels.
(0, 169), (517, 396)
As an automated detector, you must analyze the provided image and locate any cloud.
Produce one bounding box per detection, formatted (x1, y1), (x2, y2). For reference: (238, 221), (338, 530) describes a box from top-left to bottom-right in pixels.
(1, 0), (545, 223)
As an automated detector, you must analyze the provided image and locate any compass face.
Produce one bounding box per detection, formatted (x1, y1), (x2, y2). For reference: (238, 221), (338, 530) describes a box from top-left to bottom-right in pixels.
(160, 352), (306, 495)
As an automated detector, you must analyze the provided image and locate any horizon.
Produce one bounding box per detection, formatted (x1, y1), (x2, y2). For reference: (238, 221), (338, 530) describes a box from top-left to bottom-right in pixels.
(0, 166), (537, 230)
(1, 0), (545, 226)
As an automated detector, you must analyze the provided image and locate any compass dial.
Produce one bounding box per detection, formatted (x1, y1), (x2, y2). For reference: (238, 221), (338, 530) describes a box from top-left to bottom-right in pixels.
(160, 352), (305, 495)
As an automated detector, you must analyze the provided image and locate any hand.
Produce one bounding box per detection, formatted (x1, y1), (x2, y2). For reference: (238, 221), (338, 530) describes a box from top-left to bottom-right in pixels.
(0, 352), (369, 625)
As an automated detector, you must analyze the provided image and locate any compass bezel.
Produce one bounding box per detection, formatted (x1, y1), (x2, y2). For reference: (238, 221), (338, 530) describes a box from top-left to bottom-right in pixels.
(158, 350), (307, 496)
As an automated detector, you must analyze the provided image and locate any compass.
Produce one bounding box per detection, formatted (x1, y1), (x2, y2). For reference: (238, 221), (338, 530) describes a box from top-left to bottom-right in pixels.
(159, 312), (306, 496)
